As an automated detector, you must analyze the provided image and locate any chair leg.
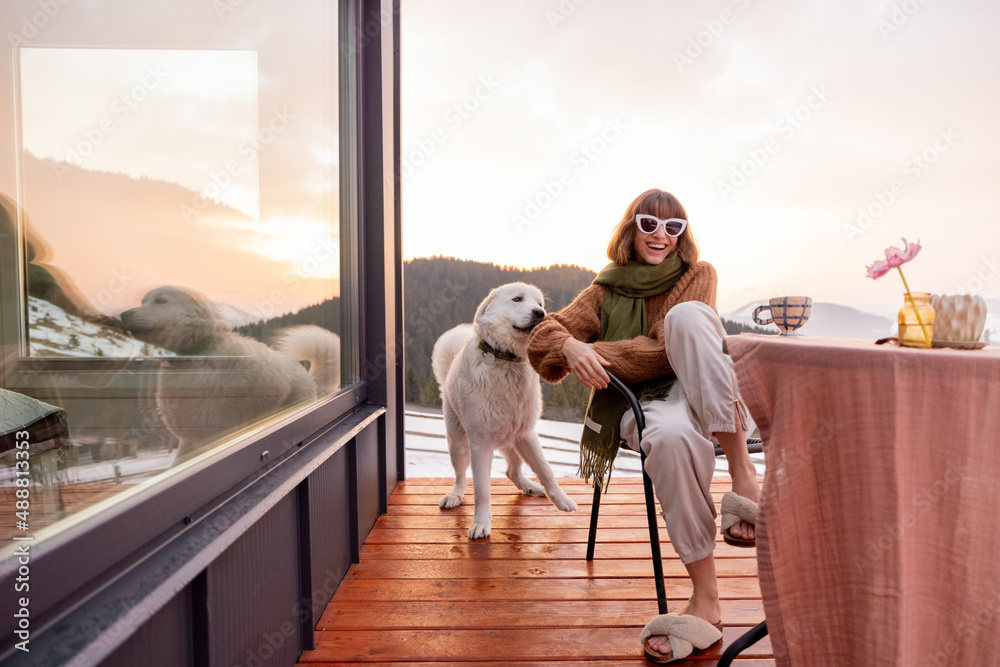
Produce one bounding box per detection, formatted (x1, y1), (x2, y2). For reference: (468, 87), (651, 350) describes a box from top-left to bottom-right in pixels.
(716, 621), (768, 666)
(586, 482), (601, 561)
(640, 449), (668, 615)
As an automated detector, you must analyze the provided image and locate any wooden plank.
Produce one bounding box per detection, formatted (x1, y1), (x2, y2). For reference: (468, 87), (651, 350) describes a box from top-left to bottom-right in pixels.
(372, 514), (701, 530)
(330, 577), (763, 603)
(0, 482), (130, 541)
(299, 627), (772, 662)
(318, 599), (765, 630)
(298, 476), (773, 666)
(359, 541), (758, 560)
(343, 558), (760, 580)
(388, 483), (742, 494)
(361, 527), (742, 547)
(387, 503), (660, 516)
(297, 661), (774, 667)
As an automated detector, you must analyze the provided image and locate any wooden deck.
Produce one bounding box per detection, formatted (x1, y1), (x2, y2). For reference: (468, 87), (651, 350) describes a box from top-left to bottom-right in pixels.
(298, 476), (772, 666)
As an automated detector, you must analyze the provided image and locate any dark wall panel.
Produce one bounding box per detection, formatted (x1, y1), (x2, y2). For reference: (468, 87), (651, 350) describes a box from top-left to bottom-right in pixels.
(308, 444), (355, 623)
(356, 424), (380, 546)
(102, 587), (193, 667)
(207, 494), (302, 667)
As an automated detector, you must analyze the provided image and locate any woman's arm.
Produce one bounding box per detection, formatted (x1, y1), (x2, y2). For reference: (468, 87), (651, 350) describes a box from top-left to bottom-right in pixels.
(527, 285), (604, 384)
(528, 262), (718, 386)
(590, 262), (719, 384)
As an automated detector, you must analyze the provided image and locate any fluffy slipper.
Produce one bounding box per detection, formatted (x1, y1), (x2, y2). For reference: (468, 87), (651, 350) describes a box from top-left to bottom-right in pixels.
(720, 491), (758, 548)
(640, 612), (724, 663)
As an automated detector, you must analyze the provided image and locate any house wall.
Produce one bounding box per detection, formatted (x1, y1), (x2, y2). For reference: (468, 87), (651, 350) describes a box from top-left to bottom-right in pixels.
(0, 0), (401, 664)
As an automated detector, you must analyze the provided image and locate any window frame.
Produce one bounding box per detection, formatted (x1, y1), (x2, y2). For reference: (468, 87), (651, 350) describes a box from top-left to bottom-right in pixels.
(0, 0), (375, 644)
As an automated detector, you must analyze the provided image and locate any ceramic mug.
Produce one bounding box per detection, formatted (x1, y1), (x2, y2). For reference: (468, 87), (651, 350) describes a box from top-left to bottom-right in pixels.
(753, 296), (813, 336)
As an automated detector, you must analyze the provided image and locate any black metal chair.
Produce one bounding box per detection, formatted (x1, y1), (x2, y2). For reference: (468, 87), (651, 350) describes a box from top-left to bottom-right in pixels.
(716, 620), (769, 666)
(585, 372), (764, 620)
(587, 372), (669, 613)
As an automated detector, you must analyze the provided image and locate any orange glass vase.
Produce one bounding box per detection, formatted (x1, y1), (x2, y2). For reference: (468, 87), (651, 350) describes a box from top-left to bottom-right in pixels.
(897, 292), (935, 348)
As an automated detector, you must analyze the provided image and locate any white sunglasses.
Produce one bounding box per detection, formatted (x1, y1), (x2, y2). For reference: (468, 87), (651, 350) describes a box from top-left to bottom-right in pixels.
(635, 214), (688, 237)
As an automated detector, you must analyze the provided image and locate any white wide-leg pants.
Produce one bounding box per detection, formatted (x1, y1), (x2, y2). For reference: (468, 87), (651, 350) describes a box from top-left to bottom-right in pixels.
(619, 301), (748, 564)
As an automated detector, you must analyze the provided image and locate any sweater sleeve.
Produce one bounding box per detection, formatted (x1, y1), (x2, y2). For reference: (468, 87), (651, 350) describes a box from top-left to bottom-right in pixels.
(527, 262), (719, 386)
(527, 285), (603, 384)
(591, 261), (719, 384)
(590, 338), (671, 384)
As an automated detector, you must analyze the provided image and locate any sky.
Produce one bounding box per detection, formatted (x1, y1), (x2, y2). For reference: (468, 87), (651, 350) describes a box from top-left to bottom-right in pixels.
(400, 0), (1000, 315)
(1, 0), (341, 318)
(2, 1), (998, 321)
(21, 48), (262, 220)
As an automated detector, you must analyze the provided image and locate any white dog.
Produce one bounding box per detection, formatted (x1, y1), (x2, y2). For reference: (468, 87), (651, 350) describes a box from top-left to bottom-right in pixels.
(432, 282), (577, 539)
(121, 285), (340, 461)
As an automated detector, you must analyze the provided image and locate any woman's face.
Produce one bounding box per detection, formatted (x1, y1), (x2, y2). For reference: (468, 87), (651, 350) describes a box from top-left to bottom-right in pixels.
(633, 218), (679, 265)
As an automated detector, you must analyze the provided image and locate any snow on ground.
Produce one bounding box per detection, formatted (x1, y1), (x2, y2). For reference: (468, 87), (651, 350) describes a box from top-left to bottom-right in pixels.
(28, 296), (171, 358)
(404, 405), (765, 480)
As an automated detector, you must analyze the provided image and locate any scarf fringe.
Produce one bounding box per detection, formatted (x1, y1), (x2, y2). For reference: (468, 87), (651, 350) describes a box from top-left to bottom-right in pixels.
(579, 440), (617, 492)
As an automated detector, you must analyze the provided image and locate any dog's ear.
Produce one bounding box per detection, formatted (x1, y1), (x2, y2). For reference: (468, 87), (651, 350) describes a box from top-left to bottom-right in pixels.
(472, 289), (500, 341)
(473, 290), (498, 326)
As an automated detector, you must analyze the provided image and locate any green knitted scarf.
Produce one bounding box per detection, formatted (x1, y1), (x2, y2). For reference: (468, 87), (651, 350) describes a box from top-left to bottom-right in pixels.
(579, 256), (683, 491)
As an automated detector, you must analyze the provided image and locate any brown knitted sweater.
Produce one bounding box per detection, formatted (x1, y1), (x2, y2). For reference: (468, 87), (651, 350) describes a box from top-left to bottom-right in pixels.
(527, 261), (718, 385)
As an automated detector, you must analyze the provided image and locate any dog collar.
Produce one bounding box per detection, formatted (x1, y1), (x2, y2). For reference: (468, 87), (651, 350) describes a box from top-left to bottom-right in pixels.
(478, 339), (523, 363)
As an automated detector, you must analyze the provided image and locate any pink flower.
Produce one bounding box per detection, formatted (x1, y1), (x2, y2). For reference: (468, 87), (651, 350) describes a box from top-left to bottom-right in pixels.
(883, 237), (921, 269)
(865, 259), (891, 280)
(866, 237), (921, 280)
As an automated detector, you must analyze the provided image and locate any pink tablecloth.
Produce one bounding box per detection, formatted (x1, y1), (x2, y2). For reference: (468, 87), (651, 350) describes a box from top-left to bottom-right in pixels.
(729, 335), (1000, 667)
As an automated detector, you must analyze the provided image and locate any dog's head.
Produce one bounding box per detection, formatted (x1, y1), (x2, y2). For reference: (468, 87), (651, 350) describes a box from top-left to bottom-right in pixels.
(121, 286), (230, 354)
(473, 283), (546, 357)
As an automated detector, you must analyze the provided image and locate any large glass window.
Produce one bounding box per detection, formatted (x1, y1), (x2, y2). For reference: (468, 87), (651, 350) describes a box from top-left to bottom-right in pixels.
(0, 0), (357, 552)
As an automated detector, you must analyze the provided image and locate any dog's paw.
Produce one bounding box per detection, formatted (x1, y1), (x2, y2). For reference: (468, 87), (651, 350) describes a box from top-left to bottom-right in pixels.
(550, 491), (578, 512)
(468, 520), (492, 540)
(439, 493), (464, 509)
(520, 481), (546, 497)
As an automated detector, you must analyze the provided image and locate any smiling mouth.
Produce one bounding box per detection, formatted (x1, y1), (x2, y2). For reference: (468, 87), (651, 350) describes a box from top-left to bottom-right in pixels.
(646, 242), (666, 251)
(513, 317), (544, 333)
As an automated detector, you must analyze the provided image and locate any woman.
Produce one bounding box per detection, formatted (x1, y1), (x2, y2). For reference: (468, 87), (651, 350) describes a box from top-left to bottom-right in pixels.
(527, 188), (760, 663)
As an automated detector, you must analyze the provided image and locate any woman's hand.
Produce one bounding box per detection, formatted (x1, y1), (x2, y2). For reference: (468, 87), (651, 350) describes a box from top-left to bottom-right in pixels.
(561, 337), (611, 389)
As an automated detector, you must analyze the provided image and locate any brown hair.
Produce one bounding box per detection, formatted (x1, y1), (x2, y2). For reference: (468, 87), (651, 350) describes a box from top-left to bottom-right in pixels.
(605, 189), (700, 266)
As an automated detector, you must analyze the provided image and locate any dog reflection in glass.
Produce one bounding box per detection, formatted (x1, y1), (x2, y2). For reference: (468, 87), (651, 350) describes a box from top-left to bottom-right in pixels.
(122, 285), (340, 461)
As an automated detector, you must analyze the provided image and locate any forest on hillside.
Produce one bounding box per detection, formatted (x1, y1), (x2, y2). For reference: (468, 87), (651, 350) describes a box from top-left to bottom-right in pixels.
(403, 256), (774, 421)
(238, 298), (342, 342)
(233, 256), (773, 421)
